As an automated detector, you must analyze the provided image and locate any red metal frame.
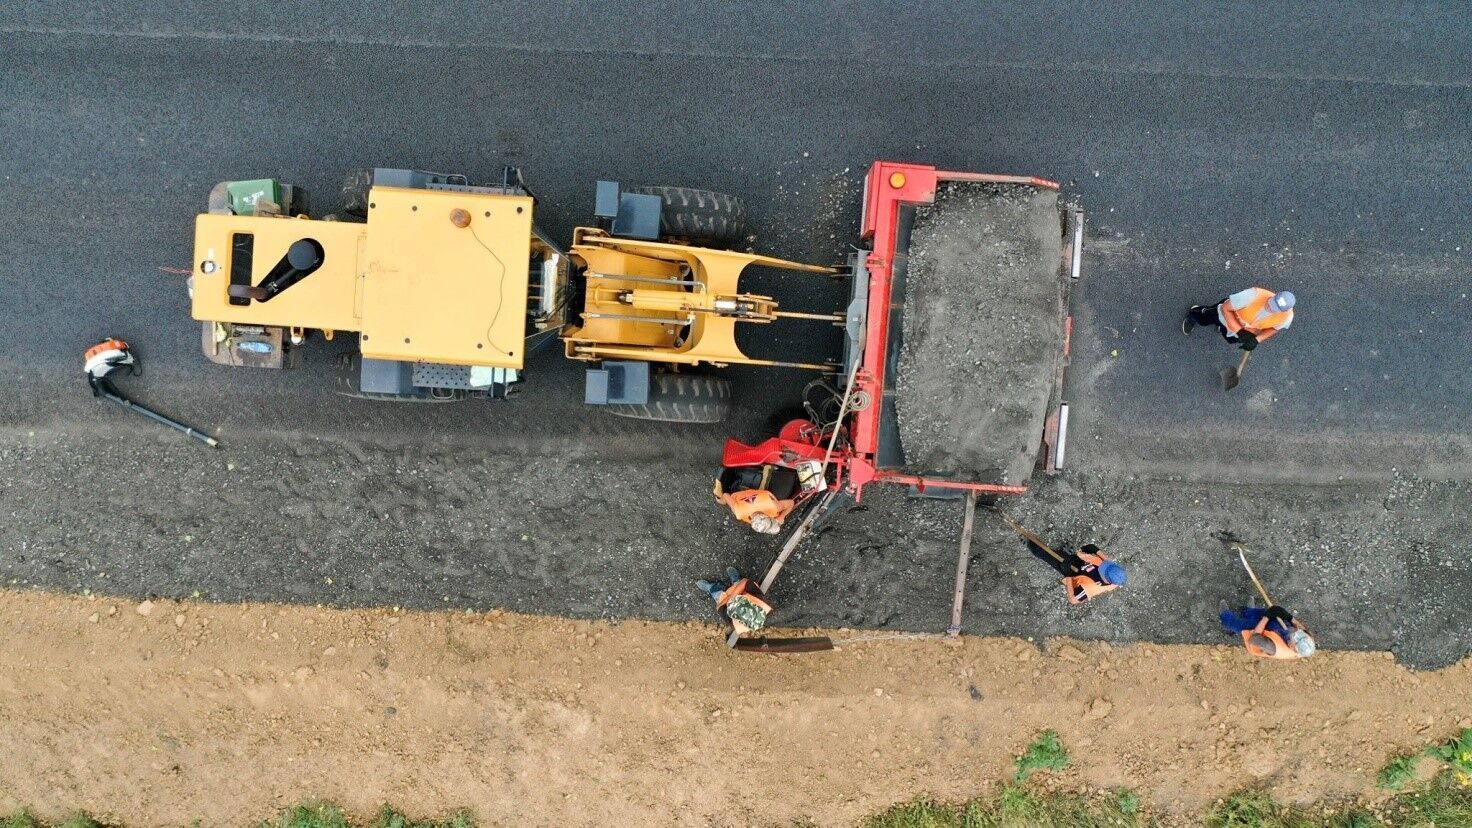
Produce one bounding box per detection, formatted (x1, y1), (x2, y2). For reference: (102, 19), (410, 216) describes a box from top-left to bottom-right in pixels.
(847, 162), (1058, 499)
(720, 419), (832, 469)
(721, 163), (1063, 508)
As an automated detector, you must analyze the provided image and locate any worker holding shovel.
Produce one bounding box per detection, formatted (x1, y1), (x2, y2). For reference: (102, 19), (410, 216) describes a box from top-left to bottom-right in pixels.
(995, 511), (1127, 605)
(1183, 287), (1295, 389)
(1219, 538), (1317, 660)
(695, 567), (772, 638)
(1220, 604), (1316, 660)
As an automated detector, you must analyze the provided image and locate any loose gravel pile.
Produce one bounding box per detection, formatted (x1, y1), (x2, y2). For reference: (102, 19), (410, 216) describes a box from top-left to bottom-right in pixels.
(894, 182), (1064, 484)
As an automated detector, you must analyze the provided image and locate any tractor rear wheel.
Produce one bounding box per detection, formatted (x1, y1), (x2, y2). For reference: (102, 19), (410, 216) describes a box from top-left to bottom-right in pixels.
(604, 372), (732, 423)
(630, 186), (747, 247)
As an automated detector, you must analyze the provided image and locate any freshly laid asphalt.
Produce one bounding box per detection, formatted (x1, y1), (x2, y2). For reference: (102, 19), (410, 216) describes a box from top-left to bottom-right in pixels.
(1, 4), (1469, 665)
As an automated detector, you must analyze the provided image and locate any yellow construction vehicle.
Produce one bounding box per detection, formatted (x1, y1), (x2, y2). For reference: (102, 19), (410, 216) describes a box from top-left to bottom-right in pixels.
(189, 168), (837, 421)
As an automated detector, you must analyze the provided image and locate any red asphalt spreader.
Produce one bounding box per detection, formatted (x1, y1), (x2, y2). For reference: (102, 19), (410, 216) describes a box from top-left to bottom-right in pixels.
(715, 162), (1082, 650)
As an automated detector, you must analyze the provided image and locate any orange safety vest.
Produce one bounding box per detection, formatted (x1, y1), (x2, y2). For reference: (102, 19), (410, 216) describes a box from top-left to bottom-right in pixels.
(714, 483), (795, 526)
(716, 579), (773, 636)
(1241, 618), (1304, 660)
(84, 338), (129, 365)
(1062, 551), (1118, 605)
(1220, 288), (1292, 336)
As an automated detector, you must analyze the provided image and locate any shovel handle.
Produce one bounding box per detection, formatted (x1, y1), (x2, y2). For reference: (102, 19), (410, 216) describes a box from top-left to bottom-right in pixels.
(1235, 546), (1274, 607)
(996, 510), (1065, 563)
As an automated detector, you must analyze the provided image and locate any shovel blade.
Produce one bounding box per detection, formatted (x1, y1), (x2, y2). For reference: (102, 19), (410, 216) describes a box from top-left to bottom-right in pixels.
(1221, 350), (1250, 390)
(1212, 529), (1245, 546)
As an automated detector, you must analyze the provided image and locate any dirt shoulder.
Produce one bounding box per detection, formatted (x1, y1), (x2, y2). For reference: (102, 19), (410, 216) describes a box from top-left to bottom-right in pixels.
(0, 589), (1467, 828)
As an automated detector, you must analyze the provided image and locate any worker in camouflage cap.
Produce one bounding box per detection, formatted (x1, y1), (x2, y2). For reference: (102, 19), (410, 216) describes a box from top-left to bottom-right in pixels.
(696, 567), (773, 637)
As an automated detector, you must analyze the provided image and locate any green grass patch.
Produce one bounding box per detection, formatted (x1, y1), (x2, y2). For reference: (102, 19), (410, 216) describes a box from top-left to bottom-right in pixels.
(1375, 727), (1472, 795)
(2, 804), (474, 828)
(6, 756), (1472, 828)
(1115, 789), (1141, 816)
(1384, 778), (1472, 826)
(865, 785), (1146, 828)
(1205, 781), (1472, 827)
(262, 803), (348, 828)
(864, 798), (959, 828)
(1, 814), (103, 828)
(1377, 753), (1418, 791)
(862, 722), (1472, 827)
(867, 782), (1472, 828)
(1428, 727), (1472, 789)
(1013, 729), (1071, 783)
(1204, 791), (1314, 828)
(258, 804), (474, 828)
(370, 806), (476, 828)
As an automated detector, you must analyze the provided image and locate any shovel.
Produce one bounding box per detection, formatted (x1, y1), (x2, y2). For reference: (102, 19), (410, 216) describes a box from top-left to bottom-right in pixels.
(1220, 349), (1251, 391)
(1233, 544), (1275, 606)
(1215, 533), (1275, 606)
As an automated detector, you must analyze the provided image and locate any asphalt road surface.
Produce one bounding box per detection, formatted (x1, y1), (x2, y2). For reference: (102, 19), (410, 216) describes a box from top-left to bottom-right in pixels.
(1, 4), (1469, 666)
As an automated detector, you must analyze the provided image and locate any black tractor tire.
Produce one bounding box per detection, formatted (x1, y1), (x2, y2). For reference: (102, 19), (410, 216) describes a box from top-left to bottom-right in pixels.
(629, 185), (747, 247)
(604, 372), (732, 424)
(342, 168), (373, 219)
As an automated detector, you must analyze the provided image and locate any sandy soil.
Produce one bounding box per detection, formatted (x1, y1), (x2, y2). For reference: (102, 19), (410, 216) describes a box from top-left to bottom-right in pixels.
(895, 182), (1063, 485)
(0, 589), (1467, 828)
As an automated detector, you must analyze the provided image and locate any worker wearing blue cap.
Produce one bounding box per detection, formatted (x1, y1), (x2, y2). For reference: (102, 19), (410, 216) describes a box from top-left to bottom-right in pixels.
(1184, 287), (1296, 350)
(1058, 544), (1128, 605)
(1023, 538), (1127, 604)
(997, 511), (1127, 605)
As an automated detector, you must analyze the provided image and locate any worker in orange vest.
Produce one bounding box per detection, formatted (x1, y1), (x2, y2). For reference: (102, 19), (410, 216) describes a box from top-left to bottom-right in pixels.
(998, 511), (1127, 605)
(1183, 287), (1295, 350)
(696, 567), (773, 637)
(1062, 545), (1127, 604)
(714, 476), (797, 535)
(1054, 543), (1127, 604)
(714, 461), (821, 535)
(1220, 603), (1317, 660)
(1026, 539), (1127, 604)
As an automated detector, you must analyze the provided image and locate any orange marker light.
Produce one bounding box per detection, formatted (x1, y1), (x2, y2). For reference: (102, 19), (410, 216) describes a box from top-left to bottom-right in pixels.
(889, 172), (907, 188)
